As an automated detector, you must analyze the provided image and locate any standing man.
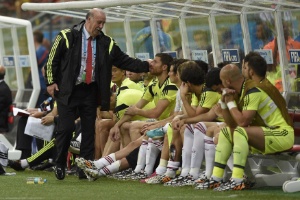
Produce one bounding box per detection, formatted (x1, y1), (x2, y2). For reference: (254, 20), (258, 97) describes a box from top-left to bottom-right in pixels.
(33, 30), (49, 107)
(0, 65), (12, 134)
(45, 8), (149, 180)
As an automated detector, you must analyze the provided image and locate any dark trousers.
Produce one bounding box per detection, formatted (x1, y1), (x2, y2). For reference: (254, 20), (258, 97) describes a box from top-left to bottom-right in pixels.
(16, 116), (44, 159)
(55, 83), (97, 165)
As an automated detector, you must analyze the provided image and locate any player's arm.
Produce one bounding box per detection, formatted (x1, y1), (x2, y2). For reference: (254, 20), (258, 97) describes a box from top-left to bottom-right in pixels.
(182, 107), (218, 124)
(127, 98), (170, 119)
(224, 92), (256, 127)
(114, 98), (149, 128)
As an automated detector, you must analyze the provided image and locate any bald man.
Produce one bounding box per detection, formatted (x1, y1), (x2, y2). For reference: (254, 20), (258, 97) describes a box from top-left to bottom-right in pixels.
(198, 62), (293, 191)
(44, 8), (150, 180)
(0, 65), (12, 133)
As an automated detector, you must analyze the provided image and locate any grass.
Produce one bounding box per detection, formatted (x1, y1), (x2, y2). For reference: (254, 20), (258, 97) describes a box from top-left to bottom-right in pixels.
(0, 168), (299, 200)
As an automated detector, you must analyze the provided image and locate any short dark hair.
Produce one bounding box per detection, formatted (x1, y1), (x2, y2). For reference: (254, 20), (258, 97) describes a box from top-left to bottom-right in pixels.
(180, 61), (205, 85)
(244, 51), (267, 77)
(205, 67), (222, 88)
(171, 59), (189, 74)
(194, 60), (208, 74)
(155, 53), (173, 72)
(217, 61), (230, 69)
(33, 30), (44, 44)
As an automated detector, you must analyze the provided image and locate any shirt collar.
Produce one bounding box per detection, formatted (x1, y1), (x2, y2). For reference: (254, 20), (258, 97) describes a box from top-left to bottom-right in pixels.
(83, 25), (91, 40)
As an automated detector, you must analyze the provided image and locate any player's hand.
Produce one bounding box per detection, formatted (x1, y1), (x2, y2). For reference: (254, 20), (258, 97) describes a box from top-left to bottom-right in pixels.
(41, 116), (54, 125)
(180, 82), (189, 98)
(109, 126), (120, 142)
(213, 104), (223, 117)
(173, 119), (184, 131)
(125, 105), (137, 116)
(31, 112), (44, 118)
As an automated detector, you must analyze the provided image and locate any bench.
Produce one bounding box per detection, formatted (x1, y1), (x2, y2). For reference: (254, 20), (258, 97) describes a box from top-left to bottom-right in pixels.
(247, 110), (300, 187)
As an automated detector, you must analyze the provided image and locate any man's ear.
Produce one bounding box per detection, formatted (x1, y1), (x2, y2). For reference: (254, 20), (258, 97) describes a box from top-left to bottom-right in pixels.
(162, 64), (168, 71)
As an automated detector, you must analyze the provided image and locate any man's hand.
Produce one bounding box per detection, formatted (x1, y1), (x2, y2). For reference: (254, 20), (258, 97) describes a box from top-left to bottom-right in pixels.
(180, 82), (189, 99)
(171, 116), (181, 129)
(213, 104), (223, 117)
(109, 125), (120, 142)
(31, 112), (44, 118)
(47, 83), (59, 98)
(25, 108), (39, 114)
(221, 88), (235, 103)
(224, 93), (235, 103)
(125, 105), (138, 116)
(173, 119), (184, 131)
(41, 116), (54, 125)
(140, 123), (159, 135)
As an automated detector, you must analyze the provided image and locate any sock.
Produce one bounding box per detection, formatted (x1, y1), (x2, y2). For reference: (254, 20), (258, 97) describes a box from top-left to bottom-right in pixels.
(212, 127), (233, 179)
(144, 140), (161, 175)
(165, 160), (180, 178)
(94, 153), (116, 169)
(232, 127), (249, 180)
(180, 124), (194, 177)
(190, 122), (206, 179)
(204, 136), (215, 178)
(99, 160), (121, 176)
(134, 139), (148, 173)
(21, 159), (29, 168)
(155, 159), (167, 175)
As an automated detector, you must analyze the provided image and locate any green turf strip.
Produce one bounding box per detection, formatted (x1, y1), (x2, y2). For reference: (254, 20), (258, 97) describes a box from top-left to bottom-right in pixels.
(0, 168), (299, 200)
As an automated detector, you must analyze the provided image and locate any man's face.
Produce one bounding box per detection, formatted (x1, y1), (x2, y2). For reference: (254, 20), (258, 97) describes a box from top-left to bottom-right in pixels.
(86, 11), (106, 38)
(127, 71), (142, 82)
(220, 71), (230, 88)
(111, 66), (125, 83)
(242, 60), (252, 80)
(194, 33), (208, 49)
(149, 56), (164, 76)
(168, 65), (177, 84)
(255, 24), (264, 39)
(242, 60), (249, 79)
(211, 84), (223, 94)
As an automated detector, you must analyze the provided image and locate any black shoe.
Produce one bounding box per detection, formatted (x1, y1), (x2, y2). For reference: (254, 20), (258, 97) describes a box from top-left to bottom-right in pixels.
(55, 164), (65, 180)
(8, 160), (25, 171)
(32, 161), (54, 171)
(78, 168), (87, 180)
(0, 165), (5, 175)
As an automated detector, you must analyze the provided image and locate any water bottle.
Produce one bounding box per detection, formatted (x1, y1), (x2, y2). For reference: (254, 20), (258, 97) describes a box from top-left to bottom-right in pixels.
(26, 177), (47, 184)
(40, 97), (52, 111)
